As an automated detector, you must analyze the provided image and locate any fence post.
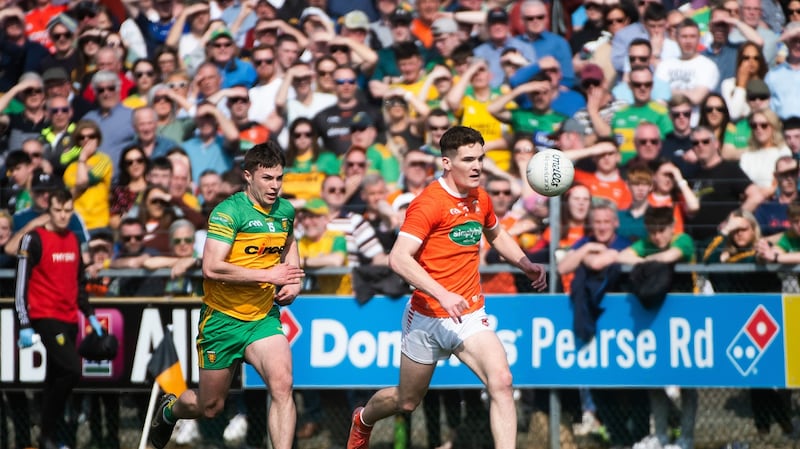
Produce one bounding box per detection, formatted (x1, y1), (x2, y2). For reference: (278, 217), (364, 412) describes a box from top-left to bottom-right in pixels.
(548, 196), (561, 449)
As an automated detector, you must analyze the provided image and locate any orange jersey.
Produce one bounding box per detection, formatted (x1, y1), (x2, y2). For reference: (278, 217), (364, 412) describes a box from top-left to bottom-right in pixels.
(481, 213), (518, 294)
(399, 178), (498, 318)
(574, 170), (632, 210)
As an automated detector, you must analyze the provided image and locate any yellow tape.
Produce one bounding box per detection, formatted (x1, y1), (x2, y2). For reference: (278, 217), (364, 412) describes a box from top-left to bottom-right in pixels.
(784, 295), (800, 387)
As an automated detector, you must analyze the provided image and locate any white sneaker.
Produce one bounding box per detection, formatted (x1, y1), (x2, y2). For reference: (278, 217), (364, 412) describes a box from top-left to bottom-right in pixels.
(173, 419), (200, 445)
(223, 413), (249, 444)
(632, 435), (664, 449)
(573, 411), (602, 435)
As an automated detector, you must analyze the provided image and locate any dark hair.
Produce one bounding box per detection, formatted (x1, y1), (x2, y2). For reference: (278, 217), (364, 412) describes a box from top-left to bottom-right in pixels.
(783, 116), (800, 131)
(5, 150), (31, 169)
(243, 141), (285, 173)
(644, 206), (675, 228)
(530, 72), (551, 84)
(643, 2), (667, 21)
(149, 156), (173, 173)
(451, 43), (474, 65)
(120, 216), (145, 232)
(439, 126), (484, 159)
(393, 41), (421, 61)
(71, 120), (104, 147)
(788, 202), (800, 220)
(117, 145), (150, 186)
(698, 93), (731, 143)
(735, 41), (768, 80)
(49, 188), (72, 209)
(276, 33), (299, 47)
(629, 37), (652, 52)
(314, 55), (337, 72)
(139, 183), (178, 227)
(131, 58), (155, 75)
(221, 169), (244, 190)
(675, 17), (699, 34)
(286, 117), (320, 167)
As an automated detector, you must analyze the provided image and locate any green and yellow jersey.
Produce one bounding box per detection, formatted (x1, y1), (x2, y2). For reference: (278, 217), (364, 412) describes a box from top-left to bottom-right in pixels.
(204, 192), (295, 321)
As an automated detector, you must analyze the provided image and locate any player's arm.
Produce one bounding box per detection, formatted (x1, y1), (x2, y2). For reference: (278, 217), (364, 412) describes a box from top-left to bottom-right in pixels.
(389, 234), (469, 322)
(275, 233), (301, 306)
(202, 238), (304, 286)
(484, 225), (546, 291)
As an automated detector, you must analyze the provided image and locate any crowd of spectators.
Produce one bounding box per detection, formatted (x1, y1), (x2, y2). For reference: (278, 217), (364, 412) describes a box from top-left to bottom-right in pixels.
(2, 0), (800, 446)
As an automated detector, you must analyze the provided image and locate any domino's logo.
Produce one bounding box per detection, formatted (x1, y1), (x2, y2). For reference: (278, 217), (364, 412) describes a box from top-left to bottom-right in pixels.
(726, 305), (780, 376)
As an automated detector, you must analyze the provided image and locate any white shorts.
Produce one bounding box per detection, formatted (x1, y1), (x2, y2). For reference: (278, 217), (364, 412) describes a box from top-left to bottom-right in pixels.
(401, 301), (493, 364)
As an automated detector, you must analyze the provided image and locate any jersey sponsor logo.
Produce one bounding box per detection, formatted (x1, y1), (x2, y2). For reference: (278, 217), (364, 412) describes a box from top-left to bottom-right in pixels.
(448, 221), (482, 246)
(244, 245), (285, 255)
(52, 252), (76, 262)
(726, 305), (779, 376)
(210, 212), (233, 226)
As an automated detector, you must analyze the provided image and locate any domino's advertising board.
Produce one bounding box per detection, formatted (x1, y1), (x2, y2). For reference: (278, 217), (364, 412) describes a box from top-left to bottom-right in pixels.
(244, 293), (800, 389)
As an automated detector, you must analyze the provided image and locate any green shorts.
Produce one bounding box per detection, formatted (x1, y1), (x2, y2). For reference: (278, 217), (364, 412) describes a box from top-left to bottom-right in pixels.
(196, 304), (284, 369)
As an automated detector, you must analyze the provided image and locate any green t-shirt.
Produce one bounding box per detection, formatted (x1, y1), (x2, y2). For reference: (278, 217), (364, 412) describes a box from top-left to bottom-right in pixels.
(286, 151), (340, 175)
(509, 110), (566, 136)
(612, 102), (674, 164)
(367, 143), (400, 184)
(776, 232), (800, 252)
(726, 120), (751, 150)
(630, 232), (695, 262)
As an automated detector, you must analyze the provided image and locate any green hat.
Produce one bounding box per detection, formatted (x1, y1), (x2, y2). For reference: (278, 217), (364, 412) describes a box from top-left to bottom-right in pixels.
(209, 28), (234, 42)
(301, 198), (329, 216)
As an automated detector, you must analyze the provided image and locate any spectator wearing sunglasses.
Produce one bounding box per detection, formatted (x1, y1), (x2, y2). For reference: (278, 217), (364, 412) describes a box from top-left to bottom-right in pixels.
(41, 14), (79, 77)
(111, 217), (160, 296)
(726, 79), (773, 151)
(205, 27), (257, 88)
(701, 6), (763, 92)
(82, 70), (136, 168)
(753, 156), (799, 236)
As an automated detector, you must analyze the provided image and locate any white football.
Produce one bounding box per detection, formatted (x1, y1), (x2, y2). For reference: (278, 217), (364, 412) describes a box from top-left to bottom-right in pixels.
(526, 149), (574, 197)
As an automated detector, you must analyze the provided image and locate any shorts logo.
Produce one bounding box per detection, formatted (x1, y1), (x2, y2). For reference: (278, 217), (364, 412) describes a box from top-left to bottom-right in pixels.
(726, 305), (779, 376)
(56, 333), (65, 346)
(481, 318), (489, 327)
(207, 351), (217, 364)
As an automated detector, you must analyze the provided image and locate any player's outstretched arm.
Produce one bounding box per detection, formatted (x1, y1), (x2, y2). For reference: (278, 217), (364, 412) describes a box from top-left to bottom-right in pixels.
(389, 234), (469, 322)
(485, 225), (546, 291)
(202, 238), (304, 286)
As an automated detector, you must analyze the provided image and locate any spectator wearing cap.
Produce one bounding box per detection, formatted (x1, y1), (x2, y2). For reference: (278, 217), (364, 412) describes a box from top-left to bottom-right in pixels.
(297, 197), (351, 294)
(24, 0), (67, 50)
(612, 66), (673, 165)
(5, 169), (90, 256)
(0, 72), (47, 156)
(313, 65), (384, 155)
(370, 0), (402, 48)
(204, 27), (257, 88)
(349, 111), (400, 188)
(42, 67), (92, 120)
(0, 151), (34, 213)
(473, 7), (536, 89)
(0, 8), (48, 91)
(702, 7), (763, 91)
(82, 70), (136, 168)
(369, 13), (443, 98)
(573, 64), (628, 142)
(41, 14), (78, 76)
(765, 22), (800, 119)
(727, 79), (773, 151)
(430, 17), (463, 61)
(512, 0), (575, 87)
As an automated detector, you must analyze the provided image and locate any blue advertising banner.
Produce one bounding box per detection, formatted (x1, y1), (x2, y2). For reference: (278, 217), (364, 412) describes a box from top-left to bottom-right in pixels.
(244, 293), (790, 389)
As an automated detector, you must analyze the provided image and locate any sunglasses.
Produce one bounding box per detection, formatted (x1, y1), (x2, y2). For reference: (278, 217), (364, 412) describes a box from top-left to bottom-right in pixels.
(635, 138), (660, 145)
(606, 17), (627, 24)
(407, 161), (429, 168)
(523, 14), (547, 21)
(293, 76), (312, 84)
(776, 170), (798, 178)
(122, 234), (144, 242)
(213, 41), (233, 48)
(172, 237), (194, 244)
(488, 189), (512, 196)
(329, 45), (349, 53)
(629, 55), (649, 63)
(631, 81), (653, 89)
(293, 131), (313, 138)
(671, 110), (691, 118)
(750, 121), (771, 130)
(78, 133), (98, 141)
(747, 94), (769, 101)
(106, 40), (124, 48)
(228, 96), (249, 104)
(158, 58), (176, 65)
(253, 58), (274, 66)
(49, 107), (70, 114)
(541, 67), (560, 74)
(125, 157), (146, 166)
(27, 152), (43, 159)
(581, 79), (601, 89)
(428, 125), (449, 131)
(346, 161), (367, 168)
(134, 70), (155, 78)
(384, 98), (406, 107)
(335, 78), (357, 85)
(255, 27), (277, 35)
(741, 55), (760, 61)
(51, 32), (73, 41)
(97, 85), (117, 94)
(317, 69), (334, 77)
(167, 81), (188, 89)
(149, 198), (168, 206)
(723, 7), (739, 14)
(704, 105), (726, 113)
(790, 8), (800, 15)
(326, 187), (345, 194)
(691, 138), (712, 146)
(23, 88), (44, 96)
(153, 95), (171, 103)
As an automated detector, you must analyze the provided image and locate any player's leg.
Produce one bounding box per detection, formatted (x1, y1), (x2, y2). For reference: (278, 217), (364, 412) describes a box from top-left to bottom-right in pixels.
(454, 330), (516, 449)
(245, 334), (295, 449)
(362, 354), (437, 424)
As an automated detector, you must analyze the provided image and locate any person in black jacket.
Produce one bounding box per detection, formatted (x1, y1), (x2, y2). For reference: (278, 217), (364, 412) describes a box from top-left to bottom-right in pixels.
(14, 188), (105, 449)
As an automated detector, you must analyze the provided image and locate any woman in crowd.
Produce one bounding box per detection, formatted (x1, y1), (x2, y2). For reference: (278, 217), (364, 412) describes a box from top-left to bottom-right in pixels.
(123, 58), (158, 108)
(382, 88), (427, 158)
(740, 109), (791, 195)
(110, 145), (150, 229)
(150, 83), (195, 142)
(63, 120), (114, 232)
(698, 93), (737, 158)
(282, 118), (339, 203)
(154, 46), (181, 82)
(103, 31), (131, 68)
(648, 159), (699, 235)
(719, 42), (768, 121)
(135, 184), (205, 255)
